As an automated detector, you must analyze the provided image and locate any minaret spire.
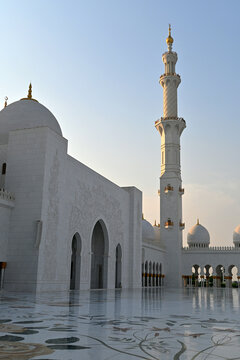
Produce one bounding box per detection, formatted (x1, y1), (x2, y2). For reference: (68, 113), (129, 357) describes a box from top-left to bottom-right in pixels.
(166, 24), (174, 51)
(154, 28), (186, 288)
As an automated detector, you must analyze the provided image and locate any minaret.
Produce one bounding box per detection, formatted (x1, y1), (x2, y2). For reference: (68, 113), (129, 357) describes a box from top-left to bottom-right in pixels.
(155, 26), (186, 287)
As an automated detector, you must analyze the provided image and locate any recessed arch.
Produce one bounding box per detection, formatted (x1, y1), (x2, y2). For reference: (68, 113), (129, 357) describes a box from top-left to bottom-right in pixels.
(145, 261), (148, 287)
(70, 232), (82, 290)
(115, 243), (122, 288)
(192, 264), (200, 286)
(149, 261), (152, 286)
(156, 263), (159, 286)
(1, 163), (6, 175)
(153, 262), (156, 287)
(90, 220), (109, 289)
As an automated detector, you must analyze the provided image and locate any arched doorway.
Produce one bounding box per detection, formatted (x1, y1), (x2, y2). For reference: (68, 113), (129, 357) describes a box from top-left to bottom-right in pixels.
(90, 220), (109, 289)
(115, 244), (122, 288)
(70, 233), (82, 290)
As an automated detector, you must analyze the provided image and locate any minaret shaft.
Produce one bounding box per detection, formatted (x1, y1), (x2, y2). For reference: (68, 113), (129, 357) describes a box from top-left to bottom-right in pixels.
(155, 27), (186, 288)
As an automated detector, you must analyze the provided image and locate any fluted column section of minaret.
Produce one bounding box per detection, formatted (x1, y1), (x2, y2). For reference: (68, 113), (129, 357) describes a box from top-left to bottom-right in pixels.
(163, 79), (178, 117)
(160, 72), (181, 118)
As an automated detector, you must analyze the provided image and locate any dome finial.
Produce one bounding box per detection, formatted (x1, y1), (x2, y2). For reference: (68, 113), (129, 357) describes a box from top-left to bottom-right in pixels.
(28, 83), (32, 99)
(4, 96), (8, 108)
(197, 218), (199, 225)
(21, 83), (38, 102)
(142, 213), (144, 220)
(166, 24), (174, 51)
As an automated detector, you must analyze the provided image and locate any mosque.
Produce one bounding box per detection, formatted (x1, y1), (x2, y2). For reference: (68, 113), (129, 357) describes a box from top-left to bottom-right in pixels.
(0, 28), (239, 292)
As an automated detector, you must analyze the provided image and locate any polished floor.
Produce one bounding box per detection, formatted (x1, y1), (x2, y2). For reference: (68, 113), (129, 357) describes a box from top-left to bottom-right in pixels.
(0, 288), (240, 359)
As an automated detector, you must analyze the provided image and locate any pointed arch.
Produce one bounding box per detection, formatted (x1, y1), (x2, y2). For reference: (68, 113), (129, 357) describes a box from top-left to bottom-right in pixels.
(70, 232), (82, 290)
(90, 220), (109, 289)
(115, 244), (122, 288)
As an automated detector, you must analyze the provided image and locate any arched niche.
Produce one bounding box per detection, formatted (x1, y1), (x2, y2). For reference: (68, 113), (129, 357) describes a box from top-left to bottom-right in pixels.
(115, 244), (122, 288)
(70, 232), (82, 290)
(90, 220), (109, 289)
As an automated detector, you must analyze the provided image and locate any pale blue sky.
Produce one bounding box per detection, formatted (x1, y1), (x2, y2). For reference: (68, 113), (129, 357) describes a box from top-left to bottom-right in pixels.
(1, 0), (240, 245)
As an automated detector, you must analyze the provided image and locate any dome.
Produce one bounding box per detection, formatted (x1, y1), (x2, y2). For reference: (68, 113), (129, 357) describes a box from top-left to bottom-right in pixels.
(233, 225), (240, 246)
(187, 221), (210, 247)
(0, 99), (62, 143)
(142, 219), (155, 241)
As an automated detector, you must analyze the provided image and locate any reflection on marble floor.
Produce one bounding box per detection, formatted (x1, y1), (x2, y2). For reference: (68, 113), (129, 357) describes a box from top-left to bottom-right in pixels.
(0, 288), (240, 359)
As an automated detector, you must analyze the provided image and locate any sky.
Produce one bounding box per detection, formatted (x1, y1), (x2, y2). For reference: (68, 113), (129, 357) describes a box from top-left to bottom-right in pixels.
(1, 0), (240, 246)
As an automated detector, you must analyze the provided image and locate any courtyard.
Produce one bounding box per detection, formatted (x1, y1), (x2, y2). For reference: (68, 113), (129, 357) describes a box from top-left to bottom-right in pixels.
(0, 288), (239, 359)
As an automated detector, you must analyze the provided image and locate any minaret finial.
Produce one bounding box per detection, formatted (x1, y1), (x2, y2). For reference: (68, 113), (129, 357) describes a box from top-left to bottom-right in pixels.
(28, 83), (32, 99)
(4, 96), (8, 108)
(197, 218), (199, 225)
(166, 24), (174, 51)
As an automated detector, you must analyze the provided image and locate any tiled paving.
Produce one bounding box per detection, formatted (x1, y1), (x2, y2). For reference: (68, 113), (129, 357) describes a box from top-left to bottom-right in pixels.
(0, 288), (239, 359)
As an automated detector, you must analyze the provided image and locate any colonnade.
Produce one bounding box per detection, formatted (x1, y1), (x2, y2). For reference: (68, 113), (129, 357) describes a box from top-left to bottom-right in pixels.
(182, 264), (240, 288)
(142, 261), (164, 287)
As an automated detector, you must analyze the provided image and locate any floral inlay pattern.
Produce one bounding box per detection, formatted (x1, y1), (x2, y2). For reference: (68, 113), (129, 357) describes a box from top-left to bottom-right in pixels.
(0, 288), (240, 359)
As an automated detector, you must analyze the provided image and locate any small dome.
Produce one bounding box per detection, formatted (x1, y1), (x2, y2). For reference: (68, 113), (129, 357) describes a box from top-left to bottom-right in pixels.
(142, 219), (155, 241)
(233, 225), (240, 245)
(187, 221), (210, 247)
(0, 99), (62, 143)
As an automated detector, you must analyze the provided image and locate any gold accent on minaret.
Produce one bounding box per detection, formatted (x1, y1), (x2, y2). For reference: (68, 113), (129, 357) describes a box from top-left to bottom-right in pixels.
(197, 218), (199, 225)
(21, 83), (38, 102)
(4, 96), (8, 108)
(142, 213), (144, 220)
(154, 220), (157, 226)
(166, 24), (174, 45)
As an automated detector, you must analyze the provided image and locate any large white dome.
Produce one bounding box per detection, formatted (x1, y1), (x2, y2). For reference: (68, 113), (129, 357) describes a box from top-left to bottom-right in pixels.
(142, 219), (155, 241)
(233, 225), (240, 246)
(187, 221), (210, 247)
(0, 99), (62, 143)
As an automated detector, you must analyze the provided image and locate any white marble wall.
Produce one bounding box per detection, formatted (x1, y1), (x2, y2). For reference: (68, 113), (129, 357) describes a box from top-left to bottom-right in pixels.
(1, 125), (142, 292)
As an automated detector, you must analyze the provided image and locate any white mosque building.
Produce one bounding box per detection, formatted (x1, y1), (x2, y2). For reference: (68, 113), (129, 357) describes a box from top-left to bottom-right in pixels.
(0, 28), (239, 292)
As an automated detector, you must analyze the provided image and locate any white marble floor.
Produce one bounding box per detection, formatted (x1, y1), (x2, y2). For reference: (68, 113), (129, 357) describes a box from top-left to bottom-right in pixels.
(0, 288), (240, 359)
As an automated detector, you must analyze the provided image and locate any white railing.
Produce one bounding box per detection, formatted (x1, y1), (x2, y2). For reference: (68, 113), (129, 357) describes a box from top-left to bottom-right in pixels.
(0, 188), (15, 202)
(182, 246), (240, 252)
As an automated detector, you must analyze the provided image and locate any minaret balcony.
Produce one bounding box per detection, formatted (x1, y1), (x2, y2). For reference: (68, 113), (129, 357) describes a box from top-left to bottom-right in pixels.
(179, 222), (185, 230)
(160, 116), (185, 122)
(159, 73), (181, 79)
(165, 219), (173, 229)
(164, 185), (173, 193)
(179, 187), (184, 195)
